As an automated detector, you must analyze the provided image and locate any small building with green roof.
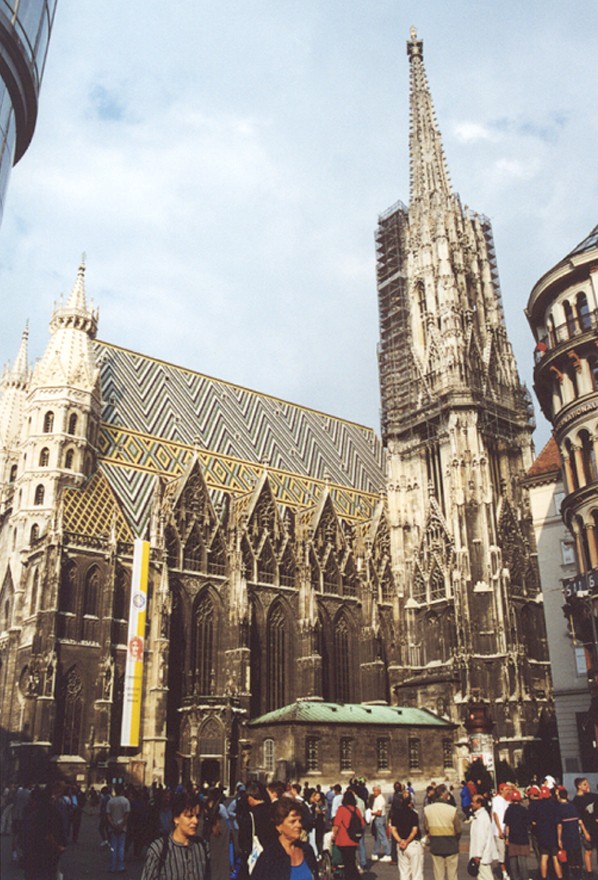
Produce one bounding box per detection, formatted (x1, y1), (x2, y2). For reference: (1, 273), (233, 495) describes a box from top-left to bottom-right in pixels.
(247, 699), (456, 785)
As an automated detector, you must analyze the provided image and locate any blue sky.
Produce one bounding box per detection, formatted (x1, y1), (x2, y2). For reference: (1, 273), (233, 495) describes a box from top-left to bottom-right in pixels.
(1, 1), (597, 452)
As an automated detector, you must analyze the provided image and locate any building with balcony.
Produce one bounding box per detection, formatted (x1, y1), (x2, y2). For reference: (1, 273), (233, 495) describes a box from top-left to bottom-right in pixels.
(526, 225), (598, 769)
(0, 0), (57, 224)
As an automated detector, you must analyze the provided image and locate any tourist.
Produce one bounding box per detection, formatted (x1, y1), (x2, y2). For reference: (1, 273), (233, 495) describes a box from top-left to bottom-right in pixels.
(529, 785), (562, 880)
(423, 784), (462, 880)
(370, 784), (391, 862)
(389, 791), (423, 880)
(504, 789), (530, 880)
(557, 786), (588, 880)
(469, 794), (498, 880)
(331, 789), (364, 880)
(252, 797), (318, 880)
(491, 783), (511, 880)
(106, 782), (131, 873)
(572, 777), (598, 879)
(141, 791), (208, 880)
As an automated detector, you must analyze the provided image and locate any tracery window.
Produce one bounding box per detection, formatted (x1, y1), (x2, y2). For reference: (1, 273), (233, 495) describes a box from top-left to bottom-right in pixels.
(34, 484), (45, 505)
(207, 533), (226, 576)
(184, 528), (202, 571)
(323, 553), (339, 594)
(83, 566), (100, 616)
(43, 411), (54, 433)
(194, 594), (215, 695)
(30, 569), (39, 614)
(310, 551), (321, 592)
(39, 447), (49, 467)
(64, 449), (74, 469)
(263, 738), (275, 773)
(114, 566), (128, 620)
(267, 603), (287, 710)
(61, 668), (84, 754)
(30, 523), (39, 543)
(334, 615), (351, 702)
(413, 567), (426, 602)
(165, 526), (180, 568)
(59, 561), (77, 613)
(343, 555), (358, 597)
(279, 544), (296, 587)
(67, 413), (78, 435)
(429, 563), (445, 600)
(257, 539), (276, 584)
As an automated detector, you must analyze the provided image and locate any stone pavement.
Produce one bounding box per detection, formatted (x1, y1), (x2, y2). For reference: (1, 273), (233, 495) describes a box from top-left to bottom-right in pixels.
(1, 806), (473, 880)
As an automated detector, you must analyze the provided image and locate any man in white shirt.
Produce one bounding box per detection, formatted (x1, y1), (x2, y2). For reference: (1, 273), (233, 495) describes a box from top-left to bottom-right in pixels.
(491, 784), (510, 880)
(470, 795), (498, 880)
(371, 785), (391, 862)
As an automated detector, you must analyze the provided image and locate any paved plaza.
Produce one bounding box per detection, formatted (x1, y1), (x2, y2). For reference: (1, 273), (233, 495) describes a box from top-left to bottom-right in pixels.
(1, 802), (474, 880)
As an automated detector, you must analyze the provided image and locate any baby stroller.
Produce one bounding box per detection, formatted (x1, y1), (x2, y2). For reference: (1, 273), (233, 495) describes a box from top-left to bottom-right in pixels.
(321, 831), (345, 880)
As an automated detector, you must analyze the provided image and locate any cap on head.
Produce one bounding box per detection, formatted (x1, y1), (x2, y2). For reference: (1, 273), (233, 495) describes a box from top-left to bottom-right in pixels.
(540, 786), (552, 799)
(527, 785), (541, 797)
(510, 790), (522, 802)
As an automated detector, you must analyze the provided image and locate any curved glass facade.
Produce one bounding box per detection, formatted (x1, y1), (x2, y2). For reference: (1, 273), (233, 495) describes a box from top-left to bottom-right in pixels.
(0, 0), (57, 224)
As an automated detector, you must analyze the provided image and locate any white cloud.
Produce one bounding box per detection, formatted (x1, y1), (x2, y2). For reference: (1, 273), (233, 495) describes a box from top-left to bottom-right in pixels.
(453, 121), (496, 143)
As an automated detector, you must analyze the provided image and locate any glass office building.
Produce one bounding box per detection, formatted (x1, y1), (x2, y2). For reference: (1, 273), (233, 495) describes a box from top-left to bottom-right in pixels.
(0, 0), (57, 224)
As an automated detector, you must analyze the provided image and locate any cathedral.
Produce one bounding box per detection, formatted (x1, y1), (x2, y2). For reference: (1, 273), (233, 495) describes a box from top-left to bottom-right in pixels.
(0, 31), (553, 788)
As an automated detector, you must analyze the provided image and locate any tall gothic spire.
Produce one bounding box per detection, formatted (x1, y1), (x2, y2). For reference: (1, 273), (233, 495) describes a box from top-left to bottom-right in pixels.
(407, 27), (452, 205)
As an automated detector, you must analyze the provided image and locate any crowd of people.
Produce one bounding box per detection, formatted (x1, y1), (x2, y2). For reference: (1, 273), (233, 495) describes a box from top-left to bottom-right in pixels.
(1, 773), (596, 880)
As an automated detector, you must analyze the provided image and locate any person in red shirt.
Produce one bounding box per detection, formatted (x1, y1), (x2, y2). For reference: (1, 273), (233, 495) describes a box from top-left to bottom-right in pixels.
(331, 790), (364, 880)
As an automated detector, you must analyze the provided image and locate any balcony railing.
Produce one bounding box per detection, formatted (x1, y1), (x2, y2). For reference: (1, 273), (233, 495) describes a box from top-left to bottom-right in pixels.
(534, 308), (598, 364)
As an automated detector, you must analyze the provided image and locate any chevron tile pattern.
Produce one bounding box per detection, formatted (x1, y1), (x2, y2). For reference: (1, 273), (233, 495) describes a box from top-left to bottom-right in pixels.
(94, 341), (384, 534)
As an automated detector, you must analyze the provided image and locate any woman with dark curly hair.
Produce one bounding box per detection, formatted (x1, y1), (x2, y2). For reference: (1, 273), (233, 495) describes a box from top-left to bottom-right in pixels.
(252, 797), (319, 880)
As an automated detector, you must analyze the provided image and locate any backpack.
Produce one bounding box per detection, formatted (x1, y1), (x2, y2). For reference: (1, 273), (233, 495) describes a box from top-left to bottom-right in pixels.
(347, 807), (364, 843)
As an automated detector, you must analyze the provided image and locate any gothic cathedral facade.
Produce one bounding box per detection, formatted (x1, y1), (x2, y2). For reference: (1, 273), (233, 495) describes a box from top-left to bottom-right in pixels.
(0, 32), (553, 787)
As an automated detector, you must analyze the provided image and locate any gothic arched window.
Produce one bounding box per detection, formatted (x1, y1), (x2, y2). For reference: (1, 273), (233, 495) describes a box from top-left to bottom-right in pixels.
(83, 566), (100, 616)
(114, 566), (128, 620)
(9, 464), (17, 482)
(165, 526), (180, 569)
(430, 563), (445, 600)
(257, 539), (276, 584)
(30, 523), (39, 544)
(184, 528), (202, 571)
(343, 555), (358, 597)
(334, 614), (351, 703)
(263, 738), (275, 773)
(279, 543), (296, 587)
(323, 553), (339, 594)
(43, 411), (54, 433)
(60, 667), (84, 755)
(34, 484), (45, 505)
(413, 567), (426, 602)
(39, 448), (50, 467)
(64, 449), (75, 469)
(30, 569), (39, 614)
(207, 533), (226, 576)
(267, 603), (287, 710)
(67, 413), (78, 435)
(59, 562), (77, 613)
(194, 594), (215, 695)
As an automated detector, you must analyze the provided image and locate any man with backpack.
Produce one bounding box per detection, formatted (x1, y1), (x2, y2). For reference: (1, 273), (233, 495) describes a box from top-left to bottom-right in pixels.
(141, 790), (209, 880)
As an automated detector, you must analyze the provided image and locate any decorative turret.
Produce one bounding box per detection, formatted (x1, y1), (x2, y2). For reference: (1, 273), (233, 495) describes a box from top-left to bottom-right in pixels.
(12, 261), (102, 549)
(0, 325), (31, 514)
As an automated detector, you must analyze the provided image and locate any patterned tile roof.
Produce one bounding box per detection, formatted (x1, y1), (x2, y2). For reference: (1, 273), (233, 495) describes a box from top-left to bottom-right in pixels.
(248, 700), (452, 727)
(62, 471), (134, 542)
(566, 224), (598, 259)
(94, 341), (385, 535)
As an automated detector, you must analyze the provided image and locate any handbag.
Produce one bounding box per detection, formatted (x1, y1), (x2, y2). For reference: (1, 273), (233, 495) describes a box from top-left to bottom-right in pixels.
(247, 812), (264, 875)
(467, 858), (480, 877)
(557, 850), (567, 864)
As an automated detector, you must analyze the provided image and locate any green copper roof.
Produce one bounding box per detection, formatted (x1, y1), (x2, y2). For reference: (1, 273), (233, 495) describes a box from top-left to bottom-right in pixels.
(249, 701), (453, 728)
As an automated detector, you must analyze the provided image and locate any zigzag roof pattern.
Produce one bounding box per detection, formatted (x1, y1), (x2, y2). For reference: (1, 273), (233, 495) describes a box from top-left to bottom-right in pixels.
(94, 341), (385, 536)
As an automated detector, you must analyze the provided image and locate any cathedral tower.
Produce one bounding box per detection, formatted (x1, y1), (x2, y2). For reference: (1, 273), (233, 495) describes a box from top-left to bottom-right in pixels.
(377, 30), (553, 769)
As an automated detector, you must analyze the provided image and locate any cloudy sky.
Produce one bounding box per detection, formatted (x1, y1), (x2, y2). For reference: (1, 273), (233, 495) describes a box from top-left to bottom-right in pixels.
(1, 1), (597, 452)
